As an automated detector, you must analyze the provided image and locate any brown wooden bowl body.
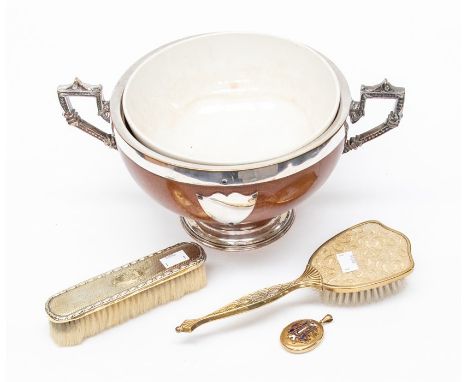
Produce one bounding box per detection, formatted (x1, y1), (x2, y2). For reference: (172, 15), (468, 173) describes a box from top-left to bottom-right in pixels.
(119, 139), (344, 224)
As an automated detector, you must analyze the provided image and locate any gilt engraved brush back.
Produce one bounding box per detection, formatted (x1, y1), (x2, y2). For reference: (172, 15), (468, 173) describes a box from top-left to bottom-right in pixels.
(310, 221), (413, 291)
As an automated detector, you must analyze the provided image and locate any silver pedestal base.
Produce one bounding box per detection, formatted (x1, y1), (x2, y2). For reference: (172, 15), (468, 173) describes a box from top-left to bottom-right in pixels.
(180, 210), (295, 251)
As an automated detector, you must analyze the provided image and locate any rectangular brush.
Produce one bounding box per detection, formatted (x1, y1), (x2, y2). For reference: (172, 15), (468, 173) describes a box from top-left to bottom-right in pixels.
(46, 242), (206, 346)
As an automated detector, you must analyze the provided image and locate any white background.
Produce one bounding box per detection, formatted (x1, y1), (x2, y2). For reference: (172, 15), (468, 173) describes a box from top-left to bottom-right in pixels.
(4, 1), (463, 381)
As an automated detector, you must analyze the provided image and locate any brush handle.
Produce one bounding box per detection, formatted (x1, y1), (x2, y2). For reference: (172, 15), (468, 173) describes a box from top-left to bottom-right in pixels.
(176, 281), (302, 333)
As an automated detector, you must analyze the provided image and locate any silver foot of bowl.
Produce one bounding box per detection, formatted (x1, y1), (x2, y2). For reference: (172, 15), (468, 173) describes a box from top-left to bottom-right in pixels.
(180, 210), (295, 251)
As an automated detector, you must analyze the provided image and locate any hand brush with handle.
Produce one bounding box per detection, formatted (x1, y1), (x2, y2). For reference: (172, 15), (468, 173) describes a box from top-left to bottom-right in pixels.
(176, 221), (414, 333)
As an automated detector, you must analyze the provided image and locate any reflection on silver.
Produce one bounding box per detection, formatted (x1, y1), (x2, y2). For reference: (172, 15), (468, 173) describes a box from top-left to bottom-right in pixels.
(197, 192), (258, 225)
(113, 125), (345, 186)
(181, 210), (295, 251)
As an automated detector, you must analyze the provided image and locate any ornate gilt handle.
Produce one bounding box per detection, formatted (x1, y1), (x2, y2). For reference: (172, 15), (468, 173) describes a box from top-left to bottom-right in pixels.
(57, 78), (116, 149)
(344, 79), (405, 153)
(176, 281), (302, 333)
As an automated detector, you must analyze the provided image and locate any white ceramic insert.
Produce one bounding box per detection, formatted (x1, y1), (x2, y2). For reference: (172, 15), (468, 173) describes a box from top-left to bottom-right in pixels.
(123, 33), (341, 165)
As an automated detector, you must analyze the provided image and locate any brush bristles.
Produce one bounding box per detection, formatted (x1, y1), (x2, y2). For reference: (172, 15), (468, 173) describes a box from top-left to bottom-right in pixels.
(321, 280), (404, 305)
(50, 266), (206, 346)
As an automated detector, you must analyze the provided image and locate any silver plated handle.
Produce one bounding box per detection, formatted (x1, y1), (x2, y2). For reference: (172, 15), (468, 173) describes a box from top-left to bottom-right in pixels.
(344, 79), (405, 153)
(57, 78), (116, 149)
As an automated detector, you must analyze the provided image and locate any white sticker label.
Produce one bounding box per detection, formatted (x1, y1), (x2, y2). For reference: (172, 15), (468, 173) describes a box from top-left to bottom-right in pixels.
(336, 251), (359, 273)
(159, 250), (190, 269)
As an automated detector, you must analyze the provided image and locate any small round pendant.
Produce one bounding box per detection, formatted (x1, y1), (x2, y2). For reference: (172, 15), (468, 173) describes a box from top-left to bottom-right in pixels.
(280, 314), (333, 353)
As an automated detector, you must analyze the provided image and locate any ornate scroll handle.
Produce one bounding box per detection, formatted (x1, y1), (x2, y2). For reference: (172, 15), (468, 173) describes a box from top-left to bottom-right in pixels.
(176, 265), (322, 333)
(57, 78), (117, 149)
(344, 79), (405, 153)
